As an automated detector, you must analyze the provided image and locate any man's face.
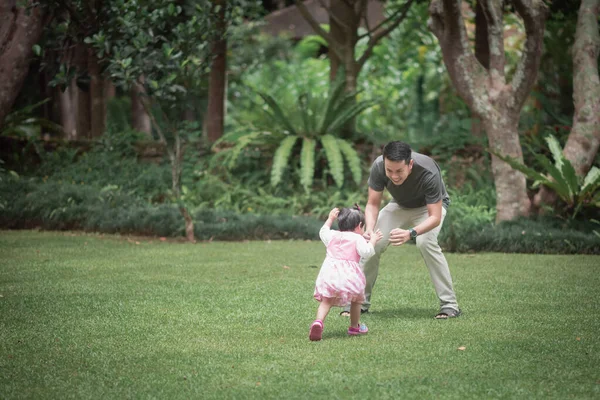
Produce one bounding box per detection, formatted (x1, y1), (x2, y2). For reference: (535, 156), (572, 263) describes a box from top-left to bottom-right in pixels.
(384, 158), (413, 186)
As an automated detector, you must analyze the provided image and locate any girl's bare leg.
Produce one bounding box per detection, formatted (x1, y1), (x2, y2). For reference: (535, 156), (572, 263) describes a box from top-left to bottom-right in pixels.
(349, 301), (362, 328)
(316, 298), (333, 322)
(310, 298), (333, 341)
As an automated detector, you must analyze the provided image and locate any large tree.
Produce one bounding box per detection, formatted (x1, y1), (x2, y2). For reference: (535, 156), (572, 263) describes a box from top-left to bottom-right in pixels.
(533, 0), (600, 208)
(0, 0), (46, 129)
(206, 0), (228, 143)
(85, 0), (218, 242)
(39, 1), (110, 139)
(295, 0), (415, 93)
(428, 0), (548, 222)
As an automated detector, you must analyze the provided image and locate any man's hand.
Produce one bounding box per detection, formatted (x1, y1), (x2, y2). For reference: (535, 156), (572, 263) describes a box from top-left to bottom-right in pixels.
(389, 228), (411, 246)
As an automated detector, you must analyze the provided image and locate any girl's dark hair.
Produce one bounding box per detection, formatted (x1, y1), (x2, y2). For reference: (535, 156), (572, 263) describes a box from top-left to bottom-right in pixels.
(383, 141), (412, 163)
(337, 203), (365, 232)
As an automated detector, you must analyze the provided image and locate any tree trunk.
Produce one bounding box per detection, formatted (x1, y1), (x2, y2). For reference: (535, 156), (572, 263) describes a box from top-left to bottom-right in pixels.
(474, 1), (489, 70)
(0, 1), (45, 128)
(105, 80), (116, 100)
(88, 48), (106, 138)
(172, 137), (195, 242)
(206, 0), (227, 143)
(73, 44), (91, 138)
(58, 81), (78, 140)
(131, 77), (152, 137)
(471, 0), (489, 140)
(327, 0), (360, 138)
(534, 0), (600, 208)
(329, 0), (360, 89)
(429, 0), (548, 222)
(296, 0), (414, 93)
(180, 206), (195, 243)
(77, 89), (91, 139)
(484, 110), (531, 221)
(141, 96), (195, 243)
(329, 0), (348, 82)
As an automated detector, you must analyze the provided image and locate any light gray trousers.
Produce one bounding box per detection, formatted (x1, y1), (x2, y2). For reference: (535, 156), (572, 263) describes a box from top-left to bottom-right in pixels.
(347, 202), (459, 313)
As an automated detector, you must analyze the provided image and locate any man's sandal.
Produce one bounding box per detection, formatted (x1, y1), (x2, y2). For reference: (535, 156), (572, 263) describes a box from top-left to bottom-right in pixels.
(339, 309), (368, 317)
(434, 309), (462, 319)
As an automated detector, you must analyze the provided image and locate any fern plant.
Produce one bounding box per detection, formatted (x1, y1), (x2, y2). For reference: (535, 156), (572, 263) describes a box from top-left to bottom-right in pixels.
(0, 99), (63, 138)
(490, 134), (600, 219)
(217, 71), (376, 192)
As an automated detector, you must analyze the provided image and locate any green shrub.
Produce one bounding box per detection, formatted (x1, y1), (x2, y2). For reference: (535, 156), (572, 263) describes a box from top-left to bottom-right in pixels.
(3, 172), (597, 253)
(220, 69), (372, 192)
(181, 155), (367, 218)
(34, 148), (171, 203)
(105, 96), (133, 135)
(193, 210), (321, 241)
(462, 217), (600, 254)
(0, 176), (322, 240)
(439, 185), (599, 254)
(439, 185), (496, 252)
(491, 134), (600, 219)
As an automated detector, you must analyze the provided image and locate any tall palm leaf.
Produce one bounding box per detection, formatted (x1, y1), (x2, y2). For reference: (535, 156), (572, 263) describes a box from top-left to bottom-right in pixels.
(337, 138), (362, 185)
(320, 134), (344, 187)
(300, 138), (316, 192)
(271, 135), (298, 187)
(316, 73), (347, 133)
(327, 99), (378, 133)
(256, 92), (297, 135)
(490, 134), (600, 218)
(228, 73), (376, 190)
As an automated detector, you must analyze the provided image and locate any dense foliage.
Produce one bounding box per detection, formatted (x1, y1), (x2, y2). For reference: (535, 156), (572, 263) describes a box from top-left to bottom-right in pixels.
(1, 1), (597, 253)
(217, 71), (373, 191)
(2, 150), (598, 253)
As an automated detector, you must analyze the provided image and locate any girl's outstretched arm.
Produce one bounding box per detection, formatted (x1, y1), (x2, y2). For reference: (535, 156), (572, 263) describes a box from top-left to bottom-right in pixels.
(319, 208), (339, 246)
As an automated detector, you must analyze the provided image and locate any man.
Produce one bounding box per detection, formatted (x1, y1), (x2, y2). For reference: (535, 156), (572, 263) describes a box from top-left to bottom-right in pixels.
(342, 141), (460, 319)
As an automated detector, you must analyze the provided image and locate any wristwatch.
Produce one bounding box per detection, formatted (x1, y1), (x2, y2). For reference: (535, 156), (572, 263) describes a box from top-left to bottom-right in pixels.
(409, 228), (418, 239)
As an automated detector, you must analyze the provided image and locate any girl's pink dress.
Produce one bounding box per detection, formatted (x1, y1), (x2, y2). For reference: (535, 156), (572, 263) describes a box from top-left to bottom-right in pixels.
(314, 224), (376, 307)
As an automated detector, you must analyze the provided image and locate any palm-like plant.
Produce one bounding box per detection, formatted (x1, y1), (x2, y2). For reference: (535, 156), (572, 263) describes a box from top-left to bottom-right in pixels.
(490, 134), (600, 219)
(218, 72), (376, 192)
(0, 99), (63, 138)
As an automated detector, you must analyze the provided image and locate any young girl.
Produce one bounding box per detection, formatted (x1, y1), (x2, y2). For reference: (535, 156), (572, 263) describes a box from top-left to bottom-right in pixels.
(309, 205), (383, 341)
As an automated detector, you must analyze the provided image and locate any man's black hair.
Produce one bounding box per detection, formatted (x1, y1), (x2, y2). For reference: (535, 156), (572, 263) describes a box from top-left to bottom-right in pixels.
(337, 204), (365, 232)
(383, 141), (412, 163)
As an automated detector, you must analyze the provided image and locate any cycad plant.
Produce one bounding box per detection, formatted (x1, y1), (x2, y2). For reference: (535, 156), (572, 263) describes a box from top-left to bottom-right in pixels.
(1, 99), (63, 138)
(490, 134), (600, 219)
(218, 72), (376, 192)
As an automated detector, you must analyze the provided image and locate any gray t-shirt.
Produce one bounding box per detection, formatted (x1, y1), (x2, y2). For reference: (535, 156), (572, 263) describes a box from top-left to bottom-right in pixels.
(367, 152), (450, 209)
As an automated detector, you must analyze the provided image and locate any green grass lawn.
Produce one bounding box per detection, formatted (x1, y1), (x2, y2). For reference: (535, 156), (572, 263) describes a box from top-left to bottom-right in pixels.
(1, 230), (599, 399)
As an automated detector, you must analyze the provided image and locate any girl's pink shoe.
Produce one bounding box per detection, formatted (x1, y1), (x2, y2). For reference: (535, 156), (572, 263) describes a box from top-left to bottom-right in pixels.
(309, 320), (324, 341)
(347, 323), (368, 336)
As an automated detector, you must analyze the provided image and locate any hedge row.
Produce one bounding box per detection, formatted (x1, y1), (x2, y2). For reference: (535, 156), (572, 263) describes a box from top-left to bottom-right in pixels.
(1, 176), (598, 254)
(0, 178), (322, 240)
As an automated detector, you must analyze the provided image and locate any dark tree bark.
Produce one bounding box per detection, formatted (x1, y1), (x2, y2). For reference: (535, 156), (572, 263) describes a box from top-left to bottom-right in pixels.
(131, 76), (152, 138)
(429, 0), (548, 222)
(295, 0), (414, 138)
(295, 0), (415, 93)
(474, 1), (490, 70)
(471, 1), (490, 140)
(57, 81), (78, 139)
(534, 0), (600, 207)
(88, 48), (106, 138)
(0, 0), (45, 128)
(206, 0), (227, 143)
(140, 97), (195, 242)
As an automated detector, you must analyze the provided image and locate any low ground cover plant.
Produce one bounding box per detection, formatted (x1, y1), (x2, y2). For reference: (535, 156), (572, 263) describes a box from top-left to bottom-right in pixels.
(2, 172), (598, 253)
